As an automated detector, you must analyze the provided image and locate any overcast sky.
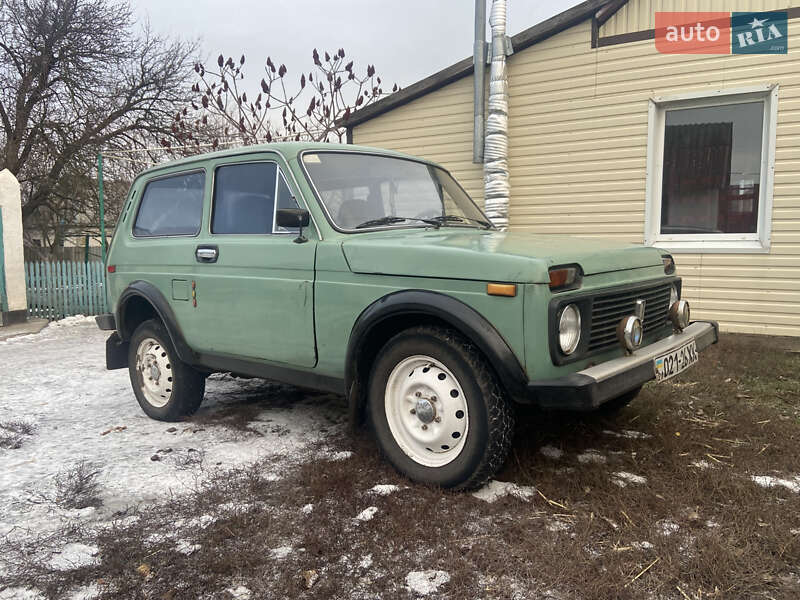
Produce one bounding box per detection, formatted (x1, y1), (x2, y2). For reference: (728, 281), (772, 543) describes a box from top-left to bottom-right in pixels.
(132, 0), (585, 90)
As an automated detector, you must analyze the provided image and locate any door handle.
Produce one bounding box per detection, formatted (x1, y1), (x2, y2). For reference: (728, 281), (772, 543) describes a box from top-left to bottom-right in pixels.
(195, 245), (218, 263)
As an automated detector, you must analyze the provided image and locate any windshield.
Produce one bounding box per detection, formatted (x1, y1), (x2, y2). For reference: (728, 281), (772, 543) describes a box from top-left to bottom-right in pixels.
(301, 152), (493, 231)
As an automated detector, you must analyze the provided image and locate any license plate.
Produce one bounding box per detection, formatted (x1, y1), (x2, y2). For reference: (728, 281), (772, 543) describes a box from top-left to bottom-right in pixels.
(654, 341), (698, 382)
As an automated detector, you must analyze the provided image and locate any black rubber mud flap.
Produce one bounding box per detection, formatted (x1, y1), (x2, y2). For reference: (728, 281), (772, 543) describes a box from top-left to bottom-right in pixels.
(106, 332), (129, 370)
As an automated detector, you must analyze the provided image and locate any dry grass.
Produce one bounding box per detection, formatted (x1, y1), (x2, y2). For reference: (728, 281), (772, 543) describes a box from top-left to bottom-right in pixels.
(0, 419), (36, 449)
(1, 333), (798, 599)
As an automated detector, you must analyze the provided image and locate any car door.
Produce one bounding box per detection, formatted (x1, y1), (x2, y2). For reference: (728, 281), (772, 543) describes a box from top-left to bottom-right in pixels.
(188, 153), (317, 367)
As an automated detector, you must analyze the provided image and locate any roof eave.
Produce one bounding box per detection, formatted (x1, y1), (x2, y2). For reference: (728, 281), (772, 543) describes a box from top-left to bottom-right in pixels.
(340, 0), (615, 129)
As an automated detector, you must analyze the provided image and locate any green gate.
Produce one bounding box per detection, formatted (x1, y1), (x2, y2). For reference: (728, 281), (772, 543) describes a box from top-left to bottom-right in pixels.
(25, 261), (108, 320)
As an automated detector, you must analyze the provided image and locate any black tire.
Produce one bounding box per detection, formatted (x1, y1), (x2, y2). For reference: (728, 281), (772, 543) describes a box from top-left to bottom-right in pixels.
(128, 319), (205, 421)
(367, 325), (514, 490)
(596, 386), (642, 415)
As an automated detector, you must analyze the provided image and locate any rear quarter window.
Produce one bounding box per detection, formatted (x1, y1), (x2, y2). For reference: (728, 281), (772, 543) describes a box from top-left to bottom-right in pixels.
(133, 171), (205, 237)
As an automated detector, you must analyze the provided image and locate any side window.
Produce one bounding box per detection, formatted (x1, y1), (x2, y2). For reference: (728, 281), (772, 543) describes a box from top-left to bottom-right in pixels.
(213, 162), (301, 234)
(213, 162), (277, 234)
(133, 171), (205, 237)
(274, 173), (300, 233)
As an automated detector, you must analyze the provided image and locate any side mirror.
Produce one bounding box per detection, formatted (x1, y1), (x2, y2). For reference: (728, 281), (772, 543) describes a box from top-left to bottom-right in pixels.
(275, 208), (310, 244)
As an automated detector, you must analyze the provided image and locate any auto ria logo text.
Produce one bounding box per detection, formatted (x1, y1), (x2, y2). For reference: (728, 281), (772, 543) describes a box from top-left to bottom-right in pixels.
(655, 11), (788, 54)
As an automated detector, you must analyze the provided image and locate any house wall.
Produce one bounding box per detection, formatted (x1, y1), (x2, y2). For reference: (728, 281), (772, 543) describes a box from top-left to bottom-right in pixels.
(353, 4), (800, 336)
(600, 0), (795, 37)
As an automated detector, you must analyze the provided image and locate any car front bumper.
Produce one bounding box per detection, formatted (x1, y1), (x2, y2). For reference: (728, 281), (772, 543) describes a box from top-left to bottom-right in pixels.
(526, 320), (719, 410)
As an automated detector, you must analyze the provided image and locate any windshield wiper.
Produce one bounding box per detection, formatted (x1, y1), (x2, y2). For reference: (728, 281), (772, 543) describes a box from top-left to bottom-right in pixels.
(354, 216), (441, 229)
(430, 215), (493, 229)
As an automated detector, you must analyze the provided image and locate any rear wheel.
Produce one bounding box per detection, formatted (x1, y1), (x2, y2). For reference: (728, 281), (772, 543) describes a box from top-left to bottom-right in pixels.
(368, 325), (514, 490)
(128, 319), (205, 421)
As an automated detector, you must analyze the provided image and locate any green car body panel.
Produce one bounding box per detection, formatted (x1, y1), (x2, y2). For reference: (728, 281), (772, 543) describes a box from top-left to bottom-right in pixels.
(102, 142), (716, 413)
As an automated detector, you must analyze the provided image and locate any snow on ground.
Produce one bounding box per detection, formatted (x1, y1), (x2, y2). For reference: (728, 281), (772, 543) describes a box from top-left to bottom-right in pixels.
(602, 429), (652, 440)
(0, 318), (345, 540)
(354, 506), (379, 522)
(472, 480), (536, 503)
(539, 445), (563, 460)
(405, 570), (450, 595)
(49, 542), (99, 570)
(369, 484), (401, 496)
(611, 471), (648, 487)
(751, 475), (800, 493)
(576, 450), (606, 464)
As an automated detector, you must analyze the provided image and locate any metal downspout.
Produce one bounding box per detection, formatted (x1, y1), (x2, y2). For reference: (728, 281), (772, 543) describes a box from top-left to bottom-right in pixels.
(483, 0), (510, 230)
(473, 0), (486, 164)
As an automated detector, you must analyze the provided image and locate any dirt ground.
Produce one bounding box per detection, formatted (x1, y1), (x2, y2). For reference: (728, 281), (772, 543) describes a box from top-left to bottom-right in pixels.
(1, 330), (798, 600)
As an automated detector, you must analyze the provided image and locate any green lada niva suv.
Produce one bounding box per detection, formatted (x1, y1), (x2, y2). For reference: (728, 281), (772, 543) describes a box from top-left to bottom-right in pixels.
(96, 142), (718, 490)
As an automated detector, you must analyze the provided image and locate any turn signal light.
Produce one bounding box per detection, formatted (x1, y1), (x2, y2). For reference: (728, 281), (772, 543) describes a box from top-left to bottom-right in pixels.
(549, 266), (581, 291)
(487, 283), (517, 297)
(662, 254), (676, 275)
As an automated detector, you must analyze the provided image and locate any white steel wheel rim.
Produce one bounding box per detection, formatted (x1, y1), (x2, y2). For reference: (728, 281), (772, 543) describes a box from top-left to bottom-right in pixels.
(136, 337), (174, 408)
(384, 355), (469, 467)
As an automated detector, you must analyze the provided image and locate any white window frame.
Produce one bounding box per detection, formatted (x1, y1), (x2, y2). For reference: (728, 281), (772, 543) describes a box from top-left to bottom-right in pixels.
(644, 85), (778, 253)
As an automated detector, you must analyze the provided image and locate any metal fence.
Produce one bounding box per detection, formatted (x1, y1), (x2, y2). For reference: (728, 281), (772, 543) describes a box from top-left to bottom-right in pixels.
(25, 261), (108, 320)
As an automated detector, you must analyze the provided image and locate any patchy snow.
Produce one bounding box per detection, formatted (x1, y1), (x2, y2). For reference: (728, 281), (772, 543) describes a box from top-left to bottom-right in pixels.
(658, 519), (680, 536)
(0, 588), (45, 600)
(49, 543), (99, 570)
(226, 586), (252, 599)
(611, 472), (648, 487)
(176, 514), (217, 529)
(0, 319), (345, 543)
(318, 448), (353, 461)
(546, 519), (571, 533)
(358, 554), (373, 570)
(175, 540), (202, 555)
(691, 460), (712, 470)
(632, 541), (655, 551)
(576, 450), (606, 464)
(472, 480), (536, 503)
(67, 583), (100, 600)
(539, 445), (563, 460)
(603, 429), (652, 440)
(301, 503), (314, 515)
(405, 570), (450, 595)
(369, 484), (401, 496)
(354, 506), (379, 522)
(270, 546), (293, 559)
(751, 475), (800, 494)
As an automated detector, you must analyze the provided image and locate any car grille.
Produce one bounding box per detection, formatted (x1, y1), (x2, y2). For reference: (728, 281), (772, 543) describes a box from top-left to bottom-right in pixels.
(588, 283), (672, 352)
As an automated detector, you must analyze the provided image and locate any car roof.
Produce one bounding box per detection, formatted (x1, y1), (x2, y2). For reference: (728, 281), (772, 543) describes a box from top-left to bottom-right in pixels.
(135, 141), (438, 179)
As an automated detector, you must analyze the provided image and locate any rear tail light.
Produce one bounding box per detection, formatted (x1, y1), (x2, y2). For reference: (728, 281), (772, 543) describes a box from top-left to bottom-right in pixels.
(549, 266), (582, 291)
(107, 265), (116, 273)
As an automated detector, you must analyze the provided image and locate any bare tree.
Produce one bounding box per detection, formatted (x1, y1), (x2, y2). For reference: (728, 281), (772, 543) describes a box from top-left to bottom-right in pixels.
(0, 0), (198, 228)
(177, 48), (398, 146)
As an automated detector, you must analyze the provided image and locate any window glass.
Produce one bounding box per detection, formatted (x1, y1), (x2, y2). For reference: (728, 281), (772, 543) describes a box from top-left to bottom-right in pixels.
(661, 102), (763, 234)
(212, 162), (277, 234)
(274, 174), (300, 233)
(133, 171), (204, 237)
(302, 152), (490, 230)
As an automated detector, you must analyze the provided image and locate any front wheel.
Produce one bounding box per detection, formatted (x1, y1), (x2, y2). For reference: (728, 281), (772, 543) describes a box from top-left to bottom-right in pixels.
(128, 319), (206, 421)
(368, 326), (514, 490)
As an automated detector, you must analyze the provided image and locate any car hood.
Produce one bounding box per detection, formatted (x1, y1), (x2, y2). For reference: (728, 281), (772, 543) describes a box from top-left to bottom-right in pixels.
(341, 229), (664, 283)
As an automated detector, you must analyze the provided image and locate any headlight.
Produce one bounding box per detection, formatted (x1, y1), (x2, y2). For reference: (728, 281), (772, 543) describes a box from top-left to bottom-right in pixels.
(669, 299), (691, 331)
(558, 304), (581, 355)
(617, 316), (643, 353)
(669, 284), (679, 306)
